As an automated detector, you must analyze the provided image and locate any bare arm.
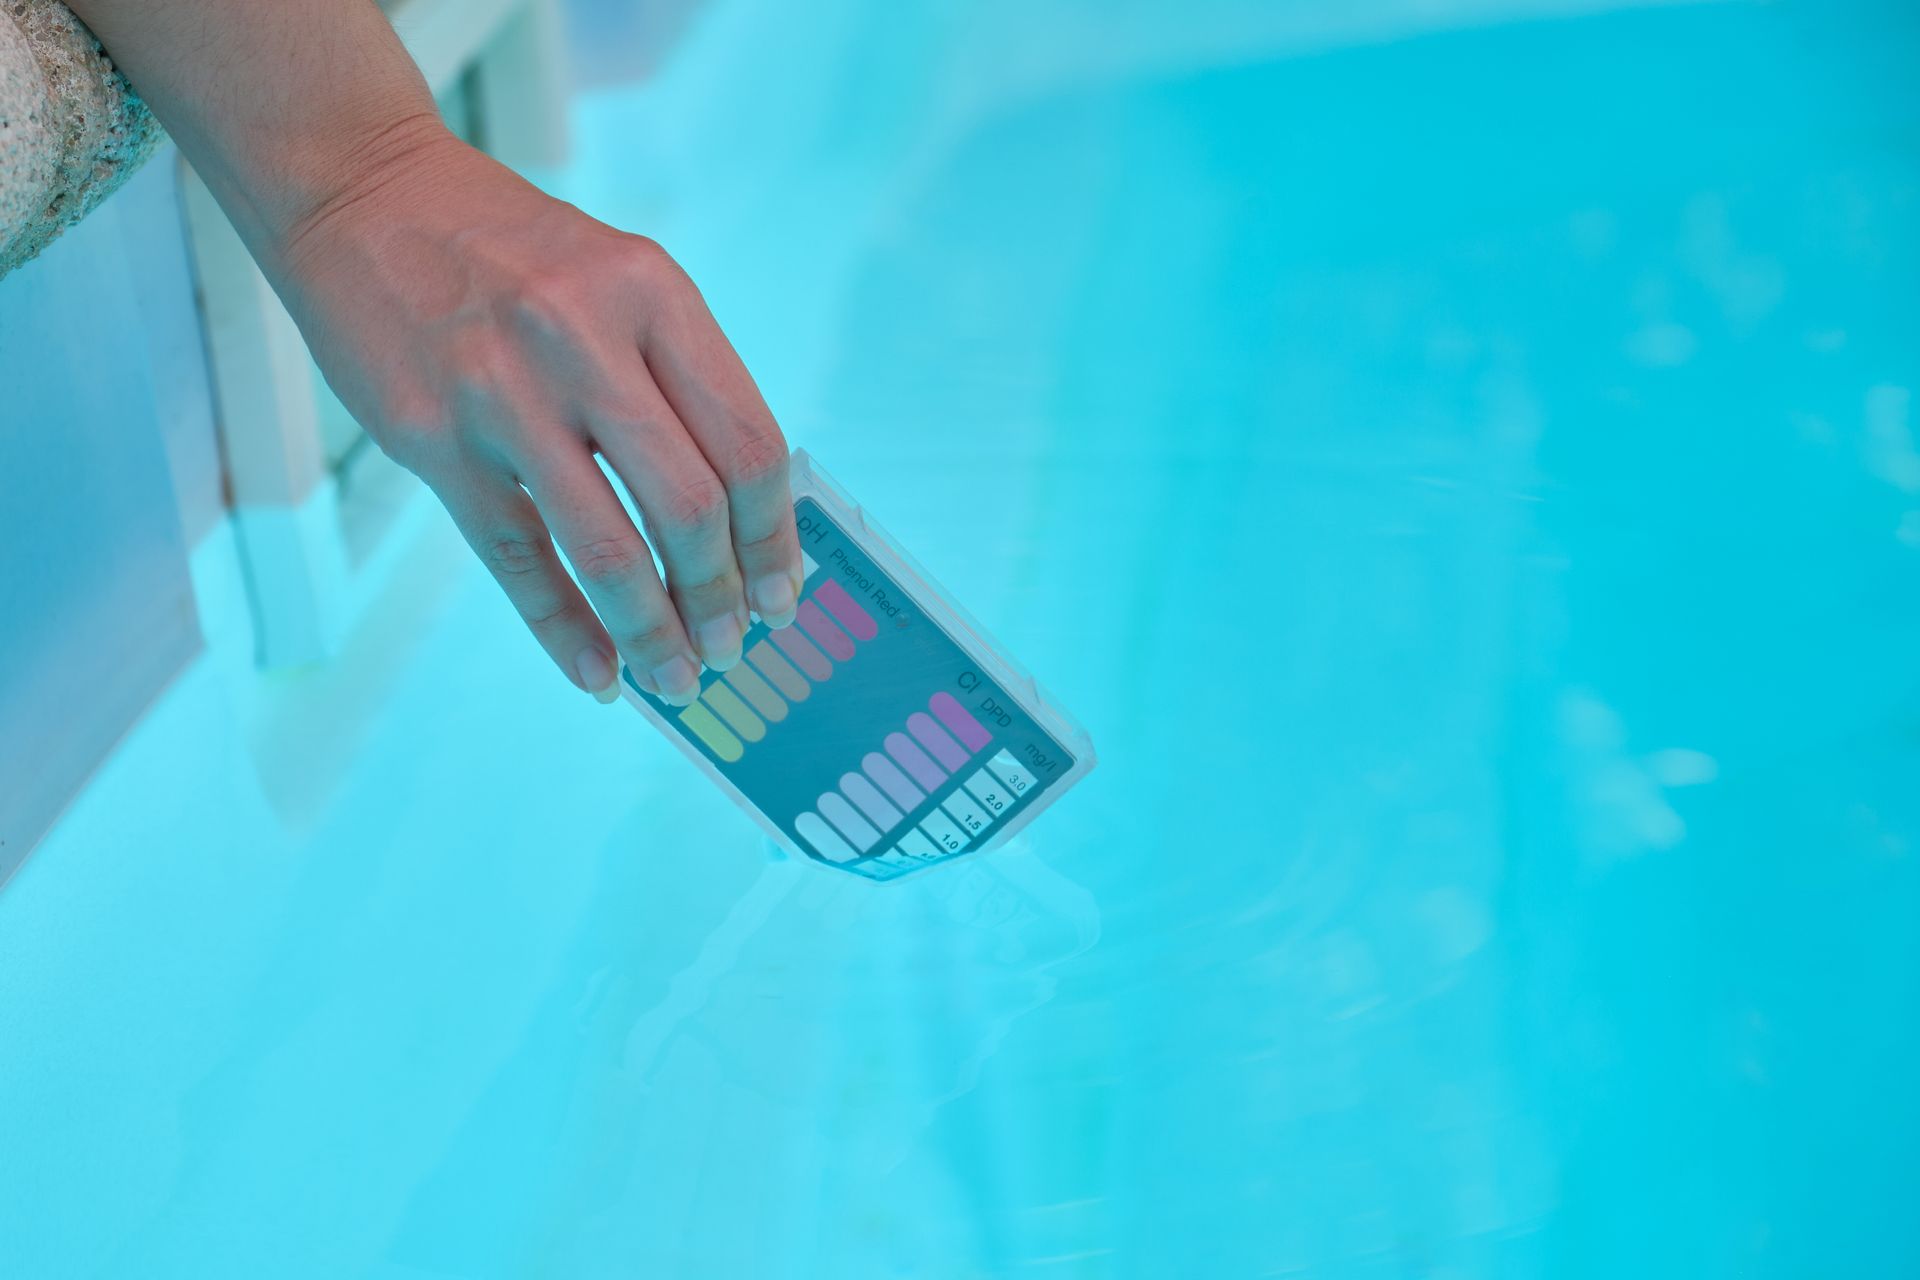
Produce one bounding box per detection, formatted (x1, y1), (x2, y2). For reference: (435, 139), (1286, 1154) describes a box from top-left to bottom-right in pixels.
(69, 0), (803, 704)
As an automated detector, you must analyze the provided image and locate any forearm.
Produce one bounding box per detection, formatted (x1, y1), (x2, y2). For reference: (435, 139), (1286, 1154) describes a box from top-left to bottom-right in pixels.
(64, 0), (447, 264)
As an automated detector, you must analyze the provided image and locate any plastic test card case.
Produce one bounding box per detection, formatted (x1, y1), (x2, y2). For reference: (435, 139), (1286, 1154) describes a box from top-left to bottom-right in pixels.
(619, 450), (1094, 881)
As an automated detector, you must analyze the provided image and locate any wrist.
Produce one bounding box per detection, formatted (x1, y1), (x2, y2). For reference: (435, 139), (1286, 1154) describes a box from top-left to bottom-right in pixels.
(268, 109), (465, 270)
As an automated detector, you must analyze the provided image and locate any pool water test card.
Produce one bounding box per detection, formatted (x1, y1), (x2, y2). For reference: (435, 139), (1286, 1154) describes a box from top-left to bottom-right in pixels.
(620, 450), (1094, 881)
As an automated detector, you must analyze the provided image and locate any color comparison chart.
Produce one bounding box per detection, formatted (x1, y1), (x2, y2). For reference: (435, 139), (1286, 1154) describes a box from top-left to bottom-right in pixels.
(621, 451), (1094, 881)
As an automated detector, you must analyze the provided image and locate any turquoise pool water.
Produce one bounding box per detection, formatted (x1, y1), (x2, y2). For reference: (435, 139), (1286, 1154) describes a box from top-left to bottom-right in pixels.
(4, 0), (1919, 1275)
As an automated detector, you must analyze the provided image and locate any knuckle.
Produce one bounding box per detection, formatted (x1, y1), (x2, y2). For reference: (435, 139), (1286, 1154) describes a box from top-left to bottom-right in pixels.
(375, 385), (449, 434)
(661, 474), (730, 532)
(733, 524), (788, 558)
(624, 235), (675, 275)
(481, 533), (550, 579)
(375, 422), (447, 476)
(568, 536), (650, 587)
(365, 391), (453, 474)
(447, 332), (511, 394)
(508, 268), (581, 330)
(675, 567), (740, 602)
(625, 236), (695, 299)
(618, 617), (684, 656)
(726, 429), (788, 489)
(520, 595), (577, 629)
(622, 238), (693, 342)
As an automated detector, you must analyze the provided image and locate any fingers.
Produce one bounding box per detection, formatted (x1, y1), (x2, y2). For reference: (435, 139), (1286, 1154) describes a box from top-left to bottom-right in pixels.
(515, 440), (704, 706)
(637, 278), (804, 628)
(435, 462), (621, 702)
(718, 434), (802, 631)
(588, 375), (752, 673)
(402, 234), (801, 711)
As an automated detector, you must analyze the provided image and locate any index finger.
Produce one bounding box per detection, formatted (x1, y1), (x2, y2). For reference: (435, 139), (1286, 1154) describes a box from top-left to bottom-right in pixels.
(639, 280), (803, 628)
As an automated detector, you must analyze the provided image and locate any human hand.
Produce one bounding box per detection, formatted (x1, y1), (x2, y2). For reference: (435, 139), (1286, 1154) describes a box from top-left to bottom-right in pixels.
(268, 121), (802, 706)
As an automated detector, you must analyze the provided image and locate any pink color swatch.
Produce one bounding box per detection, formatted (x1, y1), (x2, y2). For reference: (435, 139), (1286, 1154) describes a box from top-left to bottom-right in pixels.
(907, 711), (969, 771)
(885, 731), (947, 790)
(796, 600), (855, 661)
(930, 692), (993, 752)
(770, 625), (833, 681)
(862, 751), (924, 809)
(814, 579), (879, 641)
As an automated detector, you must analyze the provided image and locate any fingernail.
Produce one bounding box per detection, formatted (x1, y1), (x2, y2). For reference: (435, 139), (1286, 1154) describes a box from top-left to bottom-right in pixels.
(751, 572), (798, 629)
(576, 646), (620, 703)
(696, 614), (743, 671)
(650, 654), (701, 705)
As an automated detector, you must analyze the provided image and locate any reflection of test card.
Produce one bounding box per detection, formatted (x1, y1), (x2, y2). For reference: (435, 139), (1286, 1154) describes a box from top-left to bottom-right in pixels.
(621, 450), (1095, 881)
